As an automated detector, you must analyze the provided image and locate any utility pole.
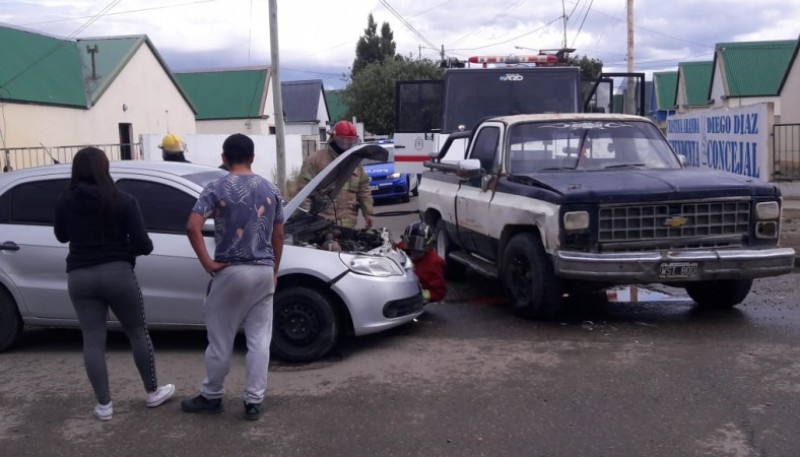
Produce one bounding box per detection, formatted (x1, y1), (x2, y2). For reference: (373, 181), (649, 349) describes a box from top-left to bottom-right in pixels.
(561, 0), (568, 48)
(440, 44), (445, 62)
(268, 0), (287, 195)
(625, 0), (636, 114)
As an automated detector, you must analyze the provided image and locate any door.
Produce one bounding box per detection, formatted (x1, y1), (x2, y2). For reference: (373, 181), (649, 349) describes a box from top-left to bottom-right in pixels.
(455, 125), (501, 257)
(115, 178), (211, 325)
(0, 177), (73, 319)
(118, 123), (133, 160)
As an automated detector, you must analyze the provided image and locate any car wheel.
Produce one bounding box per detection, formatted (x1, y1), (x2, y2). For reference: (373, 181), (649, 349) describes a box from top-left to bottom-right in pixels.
(685, 279), (753, 309)
(272, 287), (338, 362)
(435, 220), (466, 280)
(0, 287), (23, 352)
(500, 233), (561, 319)
(401, 177), (411, 203)
(412, 174), (420, 197)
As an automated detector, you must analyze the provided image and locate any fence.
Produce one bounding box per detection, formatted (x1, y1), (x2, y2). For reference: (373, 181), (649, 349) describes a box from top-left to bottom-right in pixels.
(773, 124), (800, 181)
(1, 143), (140, 172)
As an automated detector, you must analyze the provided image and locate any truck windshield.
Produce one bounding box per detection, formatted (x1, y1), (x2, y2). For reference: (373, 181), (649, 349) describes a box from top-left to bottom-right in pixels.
(443, 68), (580, 133)
(506, 120), (681, 173)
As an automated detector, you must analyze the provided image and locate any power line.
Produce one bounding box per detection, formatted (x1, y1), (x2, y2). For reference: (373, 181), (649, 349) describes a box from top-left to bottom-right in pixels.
(449, 16), (562, 51)
(20, 0), (221, 26)
(378, 0), (437, 51)
(570, 0), (593, 47)
(448, 0), (528, 47)
(408, 0), (457, 18)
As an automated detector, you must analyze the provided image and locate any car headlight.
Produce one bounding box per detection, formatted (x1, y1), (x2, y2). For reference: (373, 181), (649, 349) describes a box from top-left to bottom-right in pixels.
(563, 211), (590, 231)
(756, 201), (780, 220)
(389, 172), (401, 179)
(339, 253), (404, 277)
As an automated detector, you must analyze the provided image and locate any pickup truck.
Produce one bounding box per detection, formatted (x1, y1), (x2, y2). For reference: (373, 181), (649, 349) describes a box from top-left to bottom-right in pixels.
(418, 113), (796, 318)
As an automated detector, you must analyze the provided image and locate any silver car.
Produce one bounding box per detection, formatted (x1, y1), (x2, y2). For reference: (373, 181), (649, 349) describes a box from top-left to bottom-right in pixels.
(0, 144), (424, 362)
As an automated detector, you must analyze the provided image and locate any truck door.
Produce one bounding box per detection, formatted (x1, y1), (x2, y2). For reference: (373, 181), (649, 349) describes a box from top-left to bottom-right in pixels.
(455, 124), (501, 256)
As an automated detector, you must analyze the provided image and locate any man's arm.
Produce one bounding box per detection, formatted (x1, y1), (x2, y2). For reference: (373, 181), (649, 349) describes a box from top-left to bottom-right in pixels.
(186, 212), (227, 275)
(355, 166), (374, 228)
(271, 222), (284, 287)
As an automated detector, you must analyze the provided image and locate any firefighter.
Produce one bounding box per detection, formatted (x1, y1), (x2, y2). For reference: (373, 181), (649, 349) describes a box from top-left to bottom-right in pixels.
(295, 121), (373, 229)
(396, 221), (446, 303)
(159, 133), (190, 163)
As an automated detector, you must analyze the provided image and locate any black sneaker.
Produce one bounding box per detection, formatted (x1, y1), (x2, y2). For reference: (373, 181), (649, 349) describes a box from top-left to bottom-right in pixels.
(244, 402), (261, 421)
(181, 395), (223, 414)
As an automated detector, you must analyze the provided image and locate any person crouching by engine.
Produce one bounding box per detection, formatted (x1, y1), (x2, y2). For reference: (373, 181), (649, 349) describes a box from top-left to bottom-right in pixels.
(396, 221), (446, 303)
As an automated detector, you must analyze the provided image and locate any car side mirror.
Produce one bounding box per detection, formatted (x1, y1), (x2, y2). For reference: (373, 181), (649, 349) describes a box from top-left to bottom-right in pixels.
(677, 154), (688, 167)
(456, 159), (482, 179)
(202, 219), (215, 236)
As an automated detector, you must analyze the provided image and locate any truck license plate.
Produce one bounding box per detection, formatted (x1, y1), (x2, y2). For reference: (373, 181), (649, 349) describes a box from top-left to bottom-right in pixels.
(659, 262), (699, 279)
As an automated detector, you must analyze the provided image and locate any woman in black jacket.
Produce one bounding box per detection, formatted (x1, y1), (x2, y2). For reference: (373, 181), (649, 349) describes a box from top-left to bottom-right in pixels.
(54, 147), (175, 421)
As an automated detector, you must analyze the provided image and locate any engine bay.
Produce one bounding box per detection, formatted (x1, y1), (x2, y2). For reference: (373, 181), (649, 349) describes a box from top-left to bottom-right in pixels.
(285, 212), (399, 256)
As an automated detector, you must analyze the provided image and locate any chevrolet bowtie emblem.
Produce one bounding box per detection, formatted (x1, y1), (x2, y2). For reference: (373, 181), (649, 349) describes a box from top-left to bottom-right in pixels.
(663, 216), (689, 228)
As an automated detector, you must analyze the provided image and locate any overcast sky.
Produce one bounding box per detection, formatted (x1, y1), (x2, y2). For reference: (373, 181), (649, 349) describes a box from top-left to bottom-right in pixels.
(2, 0), (798, 89)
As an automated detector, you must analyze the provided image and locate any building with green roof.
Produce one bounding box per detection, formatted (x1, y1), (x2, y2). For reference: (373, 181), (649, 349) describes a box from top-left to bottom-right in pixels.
(650, 71), (677, 128)
(779, 37), (800, 124)
(709, 39), (796, 115)
(0, 24), (196, 167)
(676, 61), (713, 111)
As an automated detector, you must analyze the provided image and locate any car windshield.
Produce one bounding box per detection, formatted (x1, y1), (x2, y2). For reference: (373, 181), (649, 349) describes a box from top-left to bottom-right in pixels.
(181, 169), (228, 187)
(362, 145), (395, 165)
(506, 120), (681, 173)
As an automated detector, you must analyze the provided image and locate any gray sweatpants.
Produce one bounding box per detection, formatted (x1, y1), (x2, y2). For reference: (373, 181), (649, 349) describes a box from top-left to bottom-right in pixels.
(67, 261), (158, 405)
(200, 264), (274, 405)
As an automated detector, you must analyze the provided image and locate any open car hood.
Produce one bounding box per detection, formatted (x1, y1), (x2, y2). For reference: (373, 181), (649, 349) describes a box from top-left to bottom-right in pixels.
(283, 143), (389, 219)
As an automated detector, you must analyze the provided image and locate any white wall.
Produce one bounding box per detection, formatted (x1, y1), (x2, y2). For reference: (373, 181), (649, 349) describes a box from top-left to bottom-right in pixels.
(780, 58), (800, 124)
(3, 44), (195, 149)
(285, 122), (319, 136)
(196, 118), (270, 135)
(141, 133), (306, 185)
(709, 60), (726, 110)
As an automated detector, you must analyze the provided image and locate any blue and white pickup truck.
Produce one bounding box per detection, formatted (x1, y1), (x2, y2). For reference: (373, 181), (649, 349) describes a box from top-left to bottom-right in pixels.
(418, 113), (796, 318)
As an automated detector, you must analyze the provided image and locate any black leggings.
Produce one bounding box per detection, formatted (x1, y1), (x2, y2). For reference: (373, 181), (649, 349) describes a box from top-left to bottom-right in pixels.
(68, 261), (157, 404)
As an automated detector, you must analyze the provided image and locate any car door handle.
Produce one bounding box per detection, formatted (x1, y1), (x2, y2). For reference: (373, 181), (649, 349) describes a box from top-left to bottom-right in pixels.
(0, 241), (20, 251)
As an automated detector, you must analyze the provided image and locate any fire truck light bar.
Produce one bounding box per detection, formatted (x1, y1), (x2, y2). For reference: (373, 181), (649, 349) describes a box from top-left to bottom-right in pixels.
(467, 55), (559, 64)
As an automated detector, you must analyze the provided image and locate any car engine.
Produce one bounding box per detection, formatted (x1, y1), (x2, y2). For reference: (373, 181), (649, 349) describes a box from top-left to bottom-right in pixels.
(285, 213), (397, 255)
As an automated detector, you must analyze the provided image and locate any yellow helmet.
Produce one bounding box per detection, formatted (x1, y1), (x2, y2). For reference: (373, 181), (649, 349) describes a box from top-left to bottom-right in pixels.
(159, 133), (185, 153)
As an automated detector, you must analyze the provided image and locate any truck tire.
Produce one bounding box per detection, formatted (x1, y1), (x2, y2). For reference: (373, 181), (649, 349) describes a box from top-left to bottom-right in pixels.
(501, 233), (561, 319)
(0, 287), (23, 352)
(435, 220), (467, 280)
(685, 279), (752, 309)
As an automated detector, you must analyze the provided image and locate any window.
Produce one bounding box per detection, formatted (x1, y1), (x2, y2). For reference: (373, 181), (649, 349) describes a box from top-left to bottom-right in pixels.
(470, 127), (500, 174)
(0, 179), (69, 225)
(116, 179), (196, 233)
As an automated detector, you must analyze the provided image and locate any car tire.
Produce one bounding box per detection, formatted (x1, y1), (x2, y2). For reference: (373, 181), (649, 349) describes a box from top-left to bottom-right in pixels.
(685, 279), (753, 309)
(435, 220), (467, 280)
(412, 174), (420, 197)
(0, 287), (23, 352)
(500, 232), (561, 319)
(401, 177), (411, 203)
(271, 287), (338, 363)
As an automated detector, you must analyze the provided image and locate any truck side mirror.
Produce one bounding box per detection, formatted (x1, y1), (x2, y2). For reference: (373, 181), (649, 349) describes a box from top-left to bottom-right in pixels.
(456, 158), (482, 179)
(677, 154), (688, 167)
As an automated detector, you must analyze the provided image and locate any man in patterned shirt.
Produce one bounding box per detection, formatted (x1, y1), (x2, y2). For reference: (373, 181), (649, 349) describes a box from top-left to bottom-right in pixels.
(182, 133), (284, 421)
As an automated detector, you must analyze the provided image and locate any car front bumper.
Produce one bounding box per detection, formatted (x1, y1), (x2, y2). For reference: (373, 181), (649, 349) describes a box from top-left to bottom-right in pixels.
(331, 270), (424, 336)
(554, 247), (796, 283)
(370, 178), (408, 200)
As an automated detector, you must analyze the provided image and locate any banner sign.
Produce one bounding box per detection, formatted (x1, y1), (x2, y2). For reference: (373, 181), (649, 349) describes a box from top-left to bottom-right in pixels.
(666, 104), (768, 180)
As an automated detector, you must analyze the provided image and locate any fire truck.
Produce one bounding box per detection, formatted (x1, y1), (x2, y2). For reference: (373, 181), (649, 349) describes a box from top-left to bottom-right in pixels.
(393, 50), (644, 193)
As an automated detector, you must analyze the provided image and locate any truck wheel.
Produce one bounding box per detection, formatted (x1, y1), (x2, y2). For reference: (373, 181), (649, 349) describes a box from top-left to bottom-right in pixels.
(435, 220), (466, 280)
(501, 233), (561, 319)
(271, 287), (338, 362)
(0, 287), (23, 352)
(401, 177), (411, 203)
(685, 279), (753, 309)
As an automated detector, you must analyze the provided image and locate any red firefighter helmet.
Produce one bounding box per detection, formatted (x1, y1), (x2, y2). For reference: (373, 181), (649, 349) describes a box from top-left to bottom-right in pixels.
(331, 120), (358, 138)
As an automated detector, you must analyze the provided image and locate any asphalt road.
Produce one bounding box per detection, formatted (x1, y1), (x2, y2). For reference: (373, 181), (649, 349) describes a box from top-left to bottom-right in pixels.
(2, 197), (800, 457)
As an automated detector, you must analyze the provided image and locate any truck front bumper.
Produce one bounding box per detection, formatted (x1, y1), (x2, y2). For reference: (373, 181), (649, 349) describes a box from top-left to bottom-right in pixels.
(554, 247), (796, 283)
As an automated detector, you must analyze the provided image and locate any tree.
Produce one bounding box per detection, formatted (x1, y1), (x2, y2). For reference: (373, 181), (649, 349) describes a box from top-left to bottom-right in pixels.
(568, 54), (603, 79)
(343, 58), (444, 135)
(352, 14), (397, 76)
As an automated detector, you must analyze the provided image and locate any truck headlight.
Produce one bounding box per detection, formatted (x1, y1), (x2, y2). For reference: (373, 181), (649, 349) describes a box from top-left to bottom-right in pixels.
(756, 201), (780, 220)
(389, 172), (401, 179)
(339, 253), (404, 277)
(563, 211), (590, 231)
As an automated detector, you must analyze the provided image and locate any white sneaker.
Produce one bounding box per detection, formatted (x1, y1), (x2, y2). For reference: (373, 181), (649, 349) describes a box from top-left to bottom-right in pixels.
(146, 384), (176, 407)
(93, 402), (113, 421)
